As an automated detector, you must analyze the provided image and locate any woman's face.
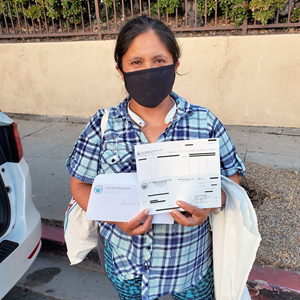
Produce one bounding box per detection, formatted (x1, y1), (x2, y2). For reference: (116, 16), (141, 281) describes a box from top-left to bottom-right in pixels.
(118, 30), (179, 76)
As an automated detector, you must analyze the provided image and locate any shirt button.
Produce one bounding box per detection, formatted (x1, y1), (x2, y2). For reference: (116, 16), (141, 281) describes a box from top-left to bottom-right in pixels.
(146, 245), (151, 250)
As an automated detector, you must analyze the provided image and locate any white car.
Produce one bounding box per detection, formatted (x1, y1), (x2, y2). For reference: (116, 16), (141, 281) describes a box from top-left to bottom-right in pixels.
(0, 112), (41, 299)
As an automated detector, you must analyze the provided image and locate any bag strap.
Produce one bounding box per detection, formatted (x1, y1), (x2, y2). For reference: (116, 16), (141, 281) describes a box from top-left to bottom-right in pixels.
(101, 107), (110, 138)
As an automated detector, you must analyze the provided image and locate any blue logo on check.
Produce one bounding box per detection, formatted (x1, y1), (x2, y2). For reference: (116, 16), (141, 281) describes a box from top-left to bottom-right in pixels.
(94, 185), (103, 194)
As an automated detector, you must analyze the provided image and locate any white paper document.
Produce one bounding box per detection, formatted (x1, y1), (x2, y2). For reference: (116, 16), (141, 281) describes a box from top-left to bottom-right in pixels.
(86, 173), (139, 222)
(135, 138), (221, 215)
(86, 173), (174, 224)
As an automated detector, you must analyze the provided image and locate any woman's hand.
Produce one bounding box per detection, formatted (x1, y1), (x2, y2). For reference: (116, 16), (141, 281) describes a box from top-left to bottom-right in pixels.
(171, 173), (241, 226)
(170, 201), (217, 227)
(106, 209), (154, 236)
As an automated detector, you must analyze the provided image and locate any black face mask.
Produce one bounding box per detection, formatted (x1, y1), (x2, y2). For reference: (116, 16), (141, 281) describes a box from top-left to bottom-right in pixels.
(121, 63), (176, 108)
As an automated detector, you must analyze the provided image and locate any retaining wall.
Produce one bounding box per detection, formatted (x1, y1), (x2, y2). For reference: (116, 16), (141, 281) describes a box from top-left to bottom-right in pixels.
(1, 34), (299, 127)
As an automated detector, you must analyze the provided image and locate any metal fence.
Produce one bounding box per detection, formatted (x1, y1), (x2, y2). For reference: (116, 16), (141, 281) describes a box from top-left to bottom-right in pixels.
(1, 0), (300, 40)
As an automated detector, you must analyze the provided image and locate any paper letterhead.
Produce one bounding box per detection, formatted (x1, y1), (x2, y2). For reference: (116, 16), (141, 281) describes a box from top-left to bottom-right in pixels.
(135, 138), (221, 215)
(86, 173), (174, 224)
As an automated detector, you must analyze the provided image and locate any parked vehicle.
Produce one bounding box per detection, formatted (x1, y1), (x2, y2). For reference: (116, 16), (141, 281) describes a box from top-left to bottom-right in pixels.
(0, 112), (41, 299)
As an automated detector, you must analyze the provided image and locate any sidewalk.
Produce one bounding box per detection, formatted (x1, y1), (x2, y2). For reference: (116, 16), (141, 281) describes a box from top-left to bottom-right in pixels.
(10, 113), (300, 299)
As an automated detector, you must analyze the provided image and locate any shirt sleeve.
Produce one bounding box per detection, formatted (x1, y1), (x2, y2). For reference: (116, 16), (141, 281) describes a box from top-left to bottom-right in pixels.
(207, 110), (246, 177)
(66, 110), (104, 184)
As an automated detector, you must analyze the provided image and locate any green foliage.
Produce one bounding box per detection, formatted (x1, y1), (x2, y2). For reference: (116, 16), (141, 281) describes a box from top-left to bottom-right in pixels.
(290, 6), (300, 22)
(0, 0), (299, 31)
(102, 0), (118, 11)
(0, 0), (25, 19)
(0, 0), (88, 25)
(197, 0), (215, 17)
(24, 1), (43, 20)
(219, 0), (249, 26)
(249, 0), (287, 25)
(61, 0), (86, 24)
(219, 0), (234, 13)
(44, 0), (60, 19)
(0, 0), (59, 21)
(151, 0), (180, 15)
(231, 0), (249, 26)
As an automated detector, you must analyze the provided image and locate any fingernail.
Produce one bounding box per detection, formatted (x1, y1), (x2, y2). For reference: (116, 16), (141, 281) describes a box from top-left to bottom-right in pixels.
(176, 201), (181, 205)
(144, 209), (149, 215)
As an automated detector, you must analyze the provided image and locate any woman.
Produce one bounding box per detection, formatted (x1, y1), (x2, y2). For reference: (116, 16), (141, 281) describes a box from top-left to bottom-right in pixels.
(67, 15), (245, 300)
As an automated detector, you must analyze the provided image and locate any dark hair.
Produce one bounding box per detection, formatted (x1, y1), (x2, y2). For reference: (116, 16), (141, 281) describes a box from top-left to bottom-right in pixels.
(114, 16), (181, 70)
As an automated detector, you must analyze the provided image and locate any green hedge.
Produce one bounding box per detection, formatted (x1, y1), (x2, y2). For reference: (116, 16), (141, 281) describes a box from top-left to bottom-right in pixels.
(146, 0), (299, 26)
(0, 0), (299, 27)
(0, 0), (93, 25)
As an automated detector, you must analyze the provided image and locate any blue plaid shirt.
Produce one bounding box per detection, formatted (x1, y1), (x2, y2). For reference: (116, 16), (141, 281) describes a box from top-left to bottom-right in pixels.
(66, 92), (245, 300)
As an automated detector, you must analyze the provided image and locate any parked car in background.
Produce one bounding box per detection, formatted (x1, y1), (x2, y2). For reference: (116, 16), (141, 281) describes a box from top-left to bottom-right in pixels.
(0, 112), (41, 299)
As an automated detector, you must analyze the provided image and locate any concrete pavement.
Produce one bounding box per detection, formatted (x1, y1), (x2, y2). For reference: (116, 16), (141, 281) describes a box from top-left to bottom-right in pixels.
(7, 113), (300, 299)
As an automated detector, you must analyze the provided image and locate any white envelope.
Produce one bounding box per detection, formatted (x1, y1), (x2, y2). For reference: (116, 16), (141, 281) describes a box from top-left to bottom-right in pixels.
(86, 173), (174, 224)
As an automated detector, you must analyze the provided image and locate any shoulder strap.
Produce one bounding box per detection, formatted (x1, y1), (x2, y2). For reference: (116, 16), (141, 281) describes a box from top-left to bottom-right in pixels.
(101, 107), (110, 139)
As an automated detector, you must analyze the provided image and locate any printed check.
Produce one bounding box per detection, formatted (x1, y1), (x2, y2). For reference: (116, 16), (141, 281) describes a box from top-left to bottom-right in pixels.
(135, 138), (221, 214)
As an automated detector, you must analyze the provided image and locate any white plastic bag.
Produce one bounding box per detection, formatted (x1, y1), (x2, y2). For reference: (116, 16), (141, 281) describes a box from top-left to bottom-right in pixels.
(210, 176), (261, 300)
(64, 197), (99, 265)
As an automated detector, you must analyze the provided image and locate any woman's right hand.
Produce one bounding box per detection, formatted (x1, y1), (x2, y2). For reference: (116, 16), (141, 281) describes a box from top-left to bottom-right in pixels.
(106, 209), (154, 236)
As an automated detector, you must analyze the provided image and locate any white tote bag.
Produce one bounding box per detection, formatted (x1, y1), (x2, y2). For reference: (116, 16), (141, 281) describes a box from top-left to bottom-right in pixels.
(64, 197), (99, 265)
(64, 107), (110, 265)
(210, 176), (261, 300)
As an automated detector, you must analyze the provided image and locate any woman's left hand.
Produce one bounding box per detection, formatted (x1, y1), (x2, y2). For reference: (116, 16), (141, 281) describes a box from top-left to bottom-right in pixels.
(170, 201), (217, 227)
(170, 173), (240, 226)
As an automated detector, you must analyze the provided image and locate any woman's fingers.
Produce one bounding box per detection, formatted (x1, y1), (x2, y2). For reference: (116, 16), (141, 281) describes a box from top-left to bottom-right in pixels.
(170, 201), (212, 227)
(132, 214), (153, 236)
(132, 209), (150, 226)
(170, 208), (192, 226)
(176, 201), (201, 215)
(115, 209), (153, 236)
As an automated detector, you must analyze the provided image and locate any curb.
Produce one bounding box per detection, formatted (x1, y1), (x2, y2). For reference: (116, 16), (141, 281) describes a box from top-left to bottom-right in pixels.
(42, 224), (65, 246)
(41, 224), (300, 299)
(248, 266), (300, 299)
